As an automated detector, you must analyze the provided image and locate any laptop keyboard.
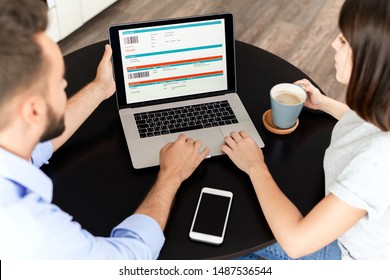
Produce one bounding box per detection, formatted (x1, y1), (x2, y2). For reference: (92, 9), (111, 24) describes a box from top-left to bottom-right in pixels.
(134, 100), (238, 138)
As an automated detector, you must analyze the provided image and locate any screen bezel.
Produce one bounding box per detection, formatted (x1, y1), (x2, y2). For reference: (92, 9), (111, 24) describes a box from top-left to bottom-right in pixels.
(189, 187), (233, 245)
(108, 13), (236, 109)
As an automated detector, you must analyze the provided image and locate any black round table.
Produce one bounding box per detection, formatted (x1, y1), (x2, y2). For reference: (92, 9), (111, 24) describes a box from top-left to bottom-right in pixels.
(42, 40), (337, 259)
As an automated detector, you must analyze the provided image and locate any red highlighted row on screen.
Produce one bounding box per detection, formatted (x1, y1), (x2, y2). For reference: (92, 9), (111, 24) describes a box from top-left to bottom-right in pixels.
(128, 70), (223, 88)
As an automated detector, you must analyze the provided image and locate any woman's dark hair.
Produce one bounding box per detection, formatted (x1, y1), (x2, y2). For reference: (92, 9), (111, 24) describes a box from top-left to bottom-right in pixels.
(339, 0), (390, 131)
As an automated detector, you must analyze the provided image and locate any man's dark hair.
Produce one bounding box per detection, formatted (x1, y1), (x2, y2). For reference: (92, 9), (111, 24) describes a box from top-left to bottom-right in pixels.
(0, 0), (48, 128)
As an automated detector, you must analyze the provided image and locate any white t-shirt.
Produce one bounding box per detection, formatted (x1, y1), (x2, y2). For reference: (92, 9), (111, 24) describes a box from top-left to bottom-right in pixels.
(324, 110), (390, 259)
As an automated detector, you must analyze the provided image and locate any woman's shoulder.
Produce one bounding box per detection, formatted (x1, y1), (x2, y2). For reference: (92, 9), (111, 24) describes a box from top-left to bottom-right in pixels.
(332, 110), (390, 150)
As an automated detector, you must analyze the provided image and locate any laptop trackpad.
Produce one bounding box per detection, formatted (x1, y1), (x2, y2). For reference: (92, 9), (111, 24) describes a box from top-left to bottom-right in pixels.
(162, 128), (224, 156)
(128, 137), (166, 169)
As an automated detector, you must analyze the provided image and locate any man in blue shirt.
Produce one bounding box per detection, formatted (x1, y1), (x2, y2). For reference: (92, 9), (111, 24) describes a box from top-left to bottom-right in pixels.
(0, 0), (209, 259)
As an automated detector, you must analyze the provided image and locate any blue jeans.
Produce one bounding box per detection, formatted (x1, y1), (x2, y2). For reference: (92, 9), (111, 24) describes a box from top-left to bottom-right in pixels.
(237, 240), (341, 260)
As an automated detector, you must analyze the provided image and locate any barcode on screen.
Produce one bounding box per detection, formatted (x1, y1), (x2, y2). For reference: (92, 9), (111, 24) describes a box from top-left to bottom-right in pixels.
(124, 36), (139, 44)
(128, 71), (150, 79)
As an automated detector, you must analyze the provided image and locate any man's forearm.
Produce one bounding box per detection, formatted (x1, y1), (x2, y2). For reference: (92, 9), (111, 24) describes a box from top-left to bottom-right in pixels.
(134, 173), (182, 231)
(51, 82), (106, 152)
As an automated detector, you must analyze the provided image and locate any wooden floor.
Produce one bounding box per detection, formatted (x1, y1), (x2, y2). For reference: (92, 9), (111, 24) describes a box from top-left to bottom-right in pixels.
(59, 0), (347, 102)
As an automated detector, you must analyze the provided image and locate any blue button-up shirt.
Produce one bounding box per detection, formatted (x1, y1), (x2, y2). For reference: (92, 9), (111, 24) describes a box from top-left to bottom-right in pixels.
(0, 142), (164, 259)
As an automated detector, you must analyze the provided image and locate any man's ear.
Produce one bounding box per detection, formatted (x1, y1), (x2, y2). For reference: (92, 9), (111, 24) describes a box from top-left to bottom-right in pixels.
(20, 94), (46, 128)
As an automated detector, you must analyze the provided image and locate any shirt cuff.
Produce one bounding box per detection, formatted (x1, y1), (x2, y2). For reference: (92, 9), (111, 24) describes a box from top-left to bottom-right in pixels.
(31, 141), (54, 167)
(111, 214), (165, 259)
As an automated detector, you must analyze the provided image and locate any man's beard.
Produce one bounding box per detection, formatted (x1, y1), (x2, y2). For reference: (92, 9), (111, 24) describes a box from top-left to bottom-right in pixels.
(40, 103), (65, 143)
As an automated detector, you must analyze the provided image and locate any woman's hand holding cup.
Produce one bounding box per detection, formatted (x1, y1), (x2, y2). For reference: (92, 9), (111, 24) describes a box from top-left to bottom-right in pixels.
(294, 79), (325, 111)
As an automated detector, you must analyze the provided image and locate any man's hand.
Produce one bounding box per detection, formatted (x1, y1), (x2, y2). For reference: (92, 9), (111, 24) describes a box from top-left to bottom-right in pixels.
(92, 44), (116, 101)
(159, 134), (209, 187)
(51, 45), (116, 152)
(135, 134), (209, 230)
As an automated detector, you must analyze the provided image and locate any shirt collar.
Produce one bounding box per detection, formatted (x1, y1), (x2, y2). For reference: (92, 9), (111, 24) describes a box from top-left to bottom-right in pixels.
(0, 147), (53, 202)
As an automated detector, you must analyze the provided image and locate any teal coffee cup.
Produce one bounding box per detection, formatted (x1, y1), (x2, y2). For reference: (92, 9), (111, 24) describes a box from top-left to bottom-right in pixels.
(270, 83), (307, 129)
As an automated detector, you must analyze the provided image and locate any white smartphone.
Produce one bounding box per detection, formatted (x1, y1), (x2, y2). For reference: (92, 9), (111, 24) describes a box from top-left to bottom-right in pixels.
(189, 187), (233, 245)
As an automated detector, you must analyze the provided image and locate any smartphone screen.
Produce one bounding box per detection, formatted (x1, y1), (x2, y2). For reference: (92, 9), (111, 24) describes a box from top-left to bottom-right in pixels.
(190, 187), (233, 245)
(193, 193), (231, 236)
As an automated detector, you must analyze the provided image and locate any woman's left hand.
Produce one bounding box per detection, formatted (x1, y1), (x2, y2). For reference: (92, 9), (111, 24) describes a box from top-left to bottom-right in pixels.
(221, 130), (265, 175)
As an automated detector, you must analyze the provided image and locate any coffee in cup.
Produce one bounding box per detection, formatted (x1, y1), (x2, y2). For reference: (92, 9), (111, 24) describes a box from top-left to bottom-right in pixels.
(270, 83), (307, 129)
(274, 91), (302, 105)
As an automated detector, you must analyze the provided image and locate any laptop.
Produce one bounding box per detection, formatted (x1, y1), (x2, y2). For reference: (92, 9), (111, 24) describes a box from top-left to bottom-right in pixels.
(109, 13), (264, 169)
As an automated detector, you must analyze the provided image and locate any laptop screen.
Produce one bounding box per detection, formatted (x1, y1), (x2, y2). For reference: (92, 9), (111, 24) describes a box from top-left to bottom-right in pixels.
(109, 14), (235, 107)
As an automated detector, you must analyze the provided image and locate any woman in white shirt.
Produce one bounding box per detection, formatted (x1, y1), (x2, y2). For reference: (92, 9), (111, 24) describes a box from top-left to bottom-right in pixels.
(225, 0), (390, 260)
